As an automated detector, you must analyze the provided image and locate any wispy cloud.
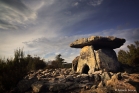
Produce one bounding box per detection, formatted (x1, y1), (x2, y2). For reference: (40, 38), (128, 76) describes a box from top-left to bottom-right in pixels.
(0, 0), (138, 63)
(22, 28), (139, 62)
(0, 0), (36, 30)
(88, 0), (103, 7)
(72, 2), (79, 6)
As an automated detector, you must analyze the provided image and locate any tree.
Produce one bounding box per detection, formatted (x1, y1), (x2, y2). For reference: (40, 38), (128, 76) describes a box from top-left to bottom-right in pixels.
(55, 54), (65, 65)
(50, 54), (66, 68)
(118, 41), (139, 66)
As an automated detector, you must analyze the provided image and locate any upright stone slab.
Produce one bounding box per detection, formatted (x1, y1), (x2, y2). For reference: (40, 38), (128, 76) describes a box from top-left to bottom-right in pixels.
(95, 49), (121, 72)
(76, 46), (98, 74)
(72, 56), (79, 72)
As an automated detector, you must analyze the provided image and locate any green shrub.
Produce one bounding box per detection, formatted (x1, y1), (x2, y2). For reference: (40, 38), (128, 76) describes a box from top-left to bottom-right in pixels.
(48, 54), (65, 68)
(0, 49), (46, 92)
(118, 41), (139, 66)
(46, 54), (71, 68)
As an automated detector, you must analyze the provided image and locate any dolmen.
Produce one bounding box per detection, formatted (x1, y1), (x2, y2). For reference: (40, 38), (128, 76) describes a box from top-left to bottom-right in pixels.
(70, 36), (126, 74)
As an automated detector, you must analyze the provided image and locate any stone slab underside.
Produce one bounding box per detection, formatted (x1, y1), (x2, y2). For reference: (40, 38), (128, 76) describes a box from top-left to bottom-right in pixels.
(76, 46), (98, 74)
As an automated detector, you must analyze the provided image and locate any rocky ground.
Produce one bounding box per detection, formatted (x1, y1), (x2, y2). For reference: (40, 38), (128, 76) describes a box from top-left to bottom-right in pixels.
(11, 68), (139, 93)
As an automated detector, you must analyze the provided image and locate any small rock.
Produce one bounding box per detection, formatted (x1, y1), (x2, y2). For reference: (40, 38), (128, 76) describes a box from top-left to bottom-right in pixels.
(81, 80), (89, 83)
(85, 84), (92, 90)
(80, 74), (89, 80)
(93, 70), (102, 74)
(88, 74), (94, 81)
(49, 82), (73, 92)
(101, 72), (111, 84)
(91, 85), (97, 89)
(67, 83), (79, 90)
(109, 72), (114, 76)
(94, 74), (101, 82)
(74, 77), (80, 82)
(66, 75), (74, 81)
(31, 81), (44, 93)
(98, 81), (105, 88)
(116, 72), (122, 80)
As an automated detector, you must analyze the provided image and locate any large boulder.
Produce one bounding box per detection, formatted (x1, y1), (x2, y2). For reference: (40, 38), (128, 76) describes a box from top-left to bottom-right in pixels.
(17, 78), (37, 93)
(70, 36), (126, 50)
(95, 49), (121, 72)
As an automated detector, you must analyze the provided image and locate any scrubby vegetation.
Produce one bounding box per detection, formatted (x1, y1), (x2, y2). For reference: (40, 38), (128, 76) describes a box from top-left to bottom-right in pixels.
(46, 54), (71, 68)
(0, 49), (47, 92)
(118, 41), (139, 66)
(0, 49), (71, 92)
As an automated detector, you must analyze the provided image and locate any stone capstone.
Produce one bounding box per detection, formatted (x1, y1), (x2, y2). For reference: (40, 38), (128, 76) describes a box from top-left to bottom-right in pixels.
(70, 36), (126, 50)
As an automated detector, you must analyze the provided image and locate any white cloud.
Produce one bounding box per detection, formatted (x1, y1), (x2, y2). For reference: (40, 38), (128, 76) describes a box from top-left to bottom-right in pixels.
(22, 0), (46, 11)
(0, 0), (37, 30)
(88, 0), (103, 7)
(72, 2), (79, 6)
(20, 28), (139, 63)
(1, 27), (138, 62)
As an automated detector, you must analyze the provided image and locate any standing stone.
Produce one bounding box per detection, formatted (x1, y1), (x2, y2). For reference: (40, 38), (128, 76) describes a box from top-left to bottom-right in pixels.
(76, 46), (98, 74)
(95, 49), (121, 72)
(72, 56), (79, 72)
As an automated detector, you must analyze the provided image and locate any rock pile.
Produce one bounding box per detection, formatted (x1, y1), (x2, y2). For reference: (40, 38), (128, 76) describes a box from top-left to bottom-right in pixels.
(13, 68), (139, 93)
(70, 36), (126, 74)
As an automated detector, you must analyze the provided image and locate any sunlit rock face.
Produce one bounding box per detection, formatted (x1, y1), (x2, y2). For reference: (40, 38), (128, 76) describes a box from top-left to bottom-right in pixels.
(95, 49), (121, 73)
(76, 46), (97, 74)
(72, 56), (79, 73)
(70, 36), (126, 50)
(70, 36), (126, 74)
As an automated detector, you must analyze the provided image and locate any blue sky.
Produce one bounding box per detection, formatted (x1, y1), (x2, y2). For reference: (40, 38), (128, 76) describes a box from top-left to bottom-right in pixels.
(0, 0), (139, 62)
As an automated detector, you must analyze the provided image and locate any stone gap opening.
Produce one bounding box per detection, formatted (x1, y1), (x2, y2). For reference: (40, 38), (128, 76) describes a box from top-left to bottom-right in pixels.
(82, 64), (89, 74)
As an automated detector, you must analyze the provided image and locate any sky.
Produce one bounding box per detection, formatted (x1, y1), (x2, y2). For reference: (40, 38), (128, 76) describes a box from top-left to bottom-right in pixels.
(0, 0), (139, 63)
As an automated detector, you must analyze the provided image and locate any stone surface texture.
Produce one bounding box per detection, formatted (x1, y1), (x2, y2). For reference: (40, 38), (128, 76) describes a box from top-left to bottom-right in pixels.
(95, 48), (121, 72)
(13, 68), (139, 93)
(76, 46), (98, 74)
(70, 36), (126, 50)
(70, 36), (125, 74)
(72, 56), (79, 72)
